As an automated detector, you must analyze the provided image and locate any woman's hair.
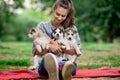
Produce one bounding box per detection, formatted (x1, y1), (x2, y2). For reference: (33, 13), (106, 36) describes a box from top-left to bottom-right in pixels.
(53, 0), (75, 29)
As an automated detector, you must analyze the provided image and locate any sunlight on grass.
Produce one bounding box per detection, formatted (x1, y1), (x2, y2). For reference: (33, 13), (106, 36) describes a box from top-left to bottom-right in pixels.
(0, 42), (120, 71)
(0, 42), (33, 56)
(82, 43), (120, 51)
(77, 63), (120, 69)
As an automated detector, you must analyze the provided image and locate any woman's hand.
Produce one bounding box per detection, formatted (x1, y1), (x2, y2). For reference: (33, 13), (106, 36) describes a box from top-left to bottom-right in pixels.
(34, 49), (48, 56)
(49, 40), (62, 54)
(62, 46), (81, 56)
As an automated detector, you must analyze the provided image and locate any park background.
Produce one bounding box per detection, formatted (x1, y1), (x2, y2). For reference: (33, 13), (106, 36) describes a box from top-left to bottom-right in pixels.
(0, 0), (120, 79)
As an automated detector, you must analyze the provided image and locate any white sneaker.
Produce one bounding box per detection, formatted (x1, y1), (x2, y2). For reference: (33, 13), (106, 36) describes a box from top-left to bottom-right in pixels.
(44, 53), (59, 80)
(62, 61), (74, 80)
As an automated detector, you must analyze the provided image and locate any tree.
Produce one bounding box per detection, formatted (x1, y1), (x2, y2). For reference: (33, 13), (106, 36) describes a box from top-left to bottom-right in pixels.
(29, 0), (120, 42)
(0, 0), (24, 40)
(95, 0), (120, 42)
(74, 0), (120, 42)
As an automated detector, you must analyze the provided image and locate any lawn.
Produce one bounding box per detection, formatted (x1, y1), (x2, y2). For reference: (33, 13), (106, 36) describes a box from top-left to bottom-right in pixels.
(0, 41), (120, 71)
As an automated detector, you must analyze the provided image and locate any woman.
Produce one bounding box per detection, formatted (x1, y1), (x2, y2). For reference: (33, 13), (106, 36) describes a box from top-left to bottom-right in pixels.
(33, 0), (82, 80)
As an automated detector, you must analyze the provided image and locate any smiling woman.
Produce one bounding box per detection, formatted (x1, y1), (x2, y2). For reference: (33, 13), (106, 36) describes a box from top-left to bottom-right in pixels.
(30, 0), (82, 80)
(52, 6), (68, 27)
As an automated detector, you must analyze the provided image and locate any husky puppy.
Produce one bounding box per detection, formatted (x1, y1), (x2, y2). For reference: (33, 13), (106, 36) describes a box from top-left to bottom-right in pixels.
(28, 27), (51, 70)
(65, 27), (81, 62)
(51, 27), (70, 61)
(51, 27), (70, 50)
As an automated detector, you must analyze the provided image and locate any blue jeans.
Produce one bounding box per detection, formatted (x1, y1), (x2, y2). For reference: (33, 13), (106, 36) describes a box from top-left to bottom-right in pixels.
(38, 57), (77, 76)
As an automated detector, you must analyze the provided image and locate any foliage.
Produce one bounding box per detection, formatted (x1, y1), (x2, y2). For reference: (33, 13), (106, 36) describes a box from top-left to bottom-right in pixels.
(1, 10), (52, 41)
(0, 0), (24, 39)
(72, 0), (120, 42)
(0, 0), (120, 42)
(35, 0), (120, 42)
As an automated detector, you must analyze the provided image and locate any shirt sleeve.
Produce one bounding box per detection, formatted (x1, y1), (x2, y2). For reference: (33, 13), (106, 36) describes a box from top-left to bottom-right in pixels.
(37, 22), (46, 33)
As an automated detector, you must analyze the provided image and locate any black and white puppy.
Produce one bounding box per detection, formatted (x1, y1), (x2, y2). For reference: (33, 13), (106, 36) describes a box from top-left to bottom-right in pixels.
(65, 27), (81, 62)
(51, 27), (70, 61)
(51, 27), (70, 50)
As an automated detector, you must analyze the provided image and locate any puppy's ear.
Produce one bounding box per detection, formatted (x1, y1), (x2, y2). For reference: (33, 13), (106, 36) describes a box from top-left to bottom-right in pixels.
(31, 28), (36, 33)
(73, 29), (77, 34)
(68, 27), (77, 34)
(64, 27), (70, 32)
(36, 27), (43, 37)
(59, 27), (65, 32)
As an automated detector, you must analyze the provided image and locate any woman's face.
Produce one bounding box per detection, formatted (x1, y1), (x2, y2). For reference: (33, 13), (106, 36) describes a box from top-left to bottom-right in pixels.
(53, 6), (68, 25)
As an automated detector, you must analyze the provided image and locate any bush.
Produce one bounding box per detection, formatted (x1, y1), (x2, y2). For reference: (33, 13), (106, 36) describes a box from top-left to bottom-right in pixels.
(1, 10), (52, 41)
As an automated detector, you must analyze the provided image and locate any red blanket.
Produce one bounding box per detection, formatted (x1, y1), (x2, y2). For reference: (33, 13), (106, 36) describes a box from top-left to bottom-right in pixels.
(0, 68), (120, 80)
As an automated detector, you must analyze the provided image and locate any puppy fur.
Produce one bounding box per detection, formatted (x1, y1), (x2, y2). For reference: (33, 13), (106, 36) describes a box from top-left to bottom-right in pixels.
(51, 27), (70, 61)
(28, 27), (51, 70)
(65, 27), (81, 62)
(51, 27), (70, 50)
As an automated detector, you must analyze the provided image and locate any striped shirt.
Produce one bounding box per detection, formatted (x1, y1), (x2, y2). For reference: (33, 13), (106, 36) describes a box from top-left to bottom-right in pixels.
(32, 21), (82, 54)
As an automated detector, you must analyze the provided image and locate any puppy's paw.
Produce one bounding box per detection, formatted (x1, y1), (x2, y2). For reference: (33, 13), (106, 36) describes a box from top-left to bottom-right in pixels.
(61, 45), (66, 49)
(36, 48), (42, 52)
(66, 46), (70, 50)
(36, 45), (42, 52)
(77, 54), (81, 57)
(28, 66), (37, 71)
(76, 50), (82, 54)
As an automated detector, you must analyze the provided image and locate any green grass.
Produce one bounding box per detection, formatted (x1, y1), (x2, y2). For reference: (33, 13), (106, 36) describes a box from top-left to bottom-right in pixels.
(0, 58), (31, 71)
(77, 61), (120, 69)
(0, 41), (120, 71)
(0, 58), (31, 66)
(77, 51), (120, 69)
(0, 41), (32, 56)
(82, 42), (120, 51)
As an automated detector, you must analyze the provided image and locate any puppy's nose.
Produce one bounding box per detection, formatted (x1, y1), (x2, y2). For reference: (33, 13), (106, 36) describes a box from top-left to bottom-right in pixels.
(68, 37), (72, 40)
(57, 34), (59, 37)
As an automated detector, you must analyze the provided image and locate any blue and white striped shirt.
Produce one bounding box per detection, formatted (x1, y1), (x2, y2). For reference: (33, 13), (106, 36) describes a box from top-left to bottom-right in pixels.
(32, 21), (82, 54)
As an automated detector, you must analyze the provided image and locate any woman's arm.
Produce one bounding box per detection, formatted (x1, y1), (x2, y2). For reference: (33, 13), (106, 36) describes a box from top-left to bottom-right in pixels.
(62, 47), (76, 55)
(62, 47), (81, 56)
(34, 49), (48, 56)
(34, 40), (62, 56)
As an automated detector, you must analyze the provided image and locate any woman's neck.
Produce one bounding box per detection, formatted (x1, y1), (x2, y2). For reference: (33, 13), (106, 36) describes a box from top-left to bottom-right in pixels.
(51, 20), (62, 28)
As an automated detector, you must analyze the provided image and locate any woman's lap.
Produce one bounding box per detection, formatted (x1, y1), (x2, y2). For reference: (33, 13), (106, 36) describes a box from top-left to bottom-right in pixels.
(38, 56), (77, 76)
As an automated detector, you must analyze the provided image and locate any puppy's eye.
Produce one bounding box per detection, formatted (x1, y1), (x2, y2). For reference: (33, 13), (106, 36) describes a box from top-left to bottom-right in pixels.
(30, 32), (32, 34)
(67, 33), (69, 35)
(72, 34), (74, 36)
(32, 29), (35, 32)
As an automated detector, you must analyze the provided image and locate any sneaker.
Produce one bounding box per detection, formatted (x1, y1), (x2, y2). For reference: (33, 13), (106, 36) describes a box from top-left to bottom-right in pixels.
(62, 61), (74, 80)
(44, 53), (59, 80)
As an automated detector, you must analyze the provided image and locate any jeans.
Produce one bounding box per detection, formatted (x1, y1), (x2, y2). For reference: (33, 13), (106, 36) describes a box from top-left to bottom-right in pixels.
(38, 57), (77, 76)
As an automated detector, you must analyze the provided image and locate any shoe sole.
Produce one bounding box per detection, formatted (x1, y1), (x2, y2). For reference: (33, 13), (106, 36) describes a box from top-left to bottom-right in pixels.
(62, 61), (74, 80)
(44, 53), (59, 80)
